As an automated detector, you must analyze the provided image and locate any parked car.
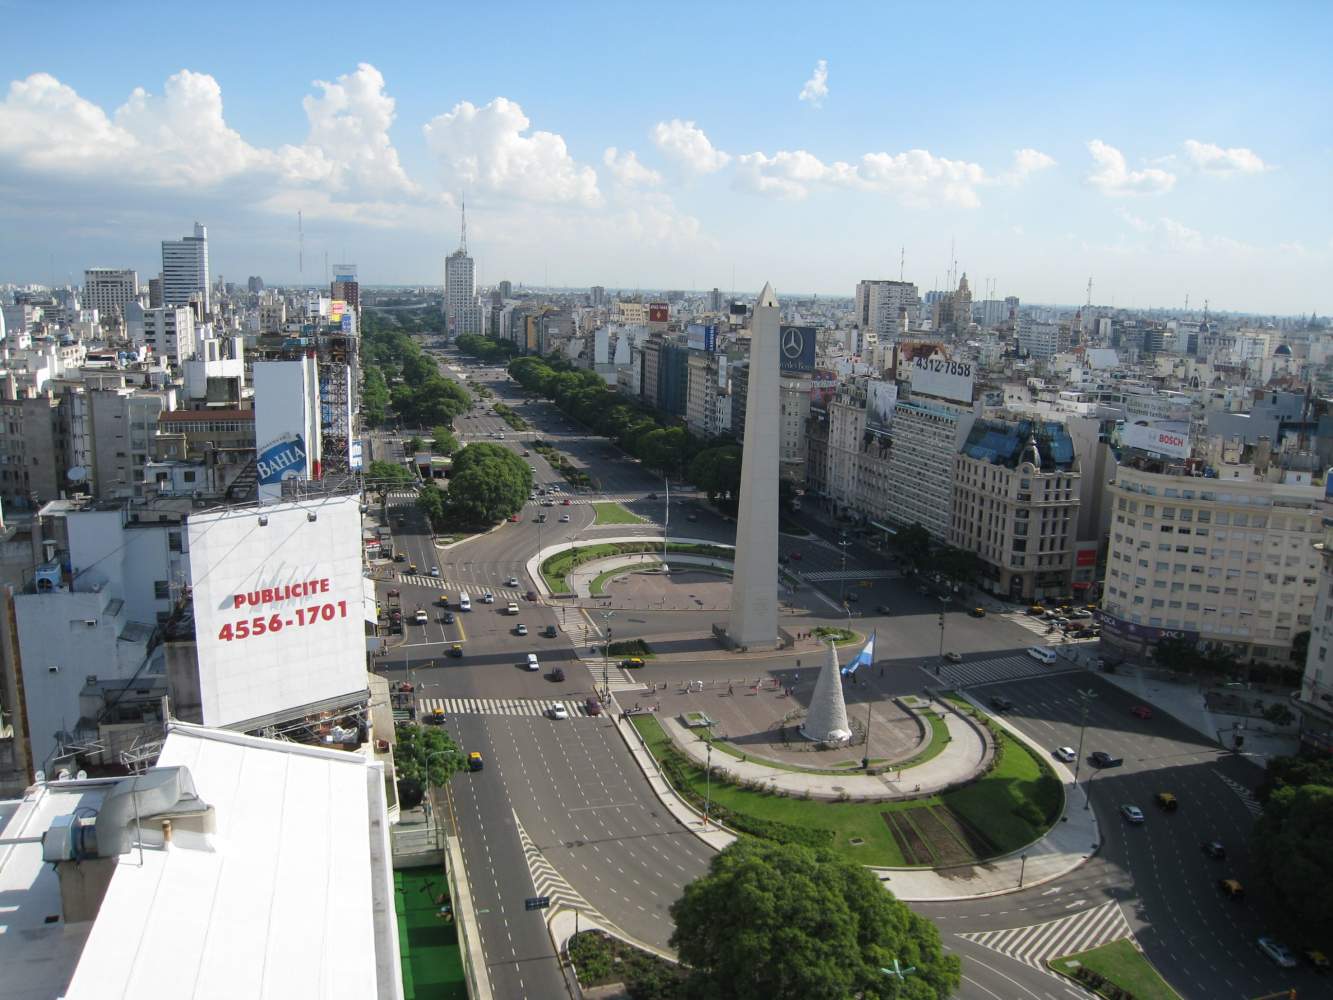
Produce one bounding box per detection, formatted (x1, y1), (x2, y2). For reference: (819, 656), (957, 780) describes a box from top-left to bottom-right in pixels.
(1257, 937), (1298, 969)
(1053, 746), (1077, 762)
(585, 697), (603, 716)
(1120, 804), (1145, 824)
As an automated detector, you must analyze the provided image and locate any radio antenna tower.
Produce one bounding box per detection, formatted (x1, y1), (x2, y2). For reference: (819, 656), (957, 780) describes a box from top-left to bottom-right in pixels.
(899, 246), (905, 282)
(1086, 276), (1093, 309)
(460, 193), (468, 253)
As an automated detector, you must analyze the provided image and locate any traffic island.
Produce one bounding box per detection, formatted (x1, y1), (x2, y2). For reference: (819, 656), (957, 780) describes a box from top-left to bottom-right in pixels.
(1048, 940), (1183, 1000)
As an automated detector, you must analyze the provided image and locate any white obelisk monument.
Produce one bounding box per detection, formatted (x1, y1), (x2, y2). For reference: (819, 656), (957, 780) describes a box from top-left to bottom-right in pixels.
(726, 282), (781, 648)
(801, 640), (852, 745)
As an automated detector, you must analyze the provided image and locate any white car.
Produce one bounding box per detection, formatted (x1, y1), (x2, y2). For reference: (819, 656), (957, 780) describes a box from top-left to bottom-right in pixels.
(943, 651), (962, 663)
(1257, 936), (1297, 969)
(1053, 746), (1077, 763)
(515, 623), (528, 636)
(549, 704), (569, 720)
(506, 602), (519, 615)
(506, 577), (519, 587)
(429, 566), (440, 577)
(1120, 804), (1145, 824)
(559, 514), (571, 522)
(412, 609), (428, 625)
(482, 591), (495, 604)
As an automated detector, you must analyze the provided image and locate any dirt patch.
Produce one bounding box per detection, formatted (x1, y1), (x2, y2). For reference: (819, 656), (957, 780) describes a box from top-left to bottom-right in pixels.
(940, 805), (999, 858)
(882, 811), (933, 866)
(910, 806), (976, 867)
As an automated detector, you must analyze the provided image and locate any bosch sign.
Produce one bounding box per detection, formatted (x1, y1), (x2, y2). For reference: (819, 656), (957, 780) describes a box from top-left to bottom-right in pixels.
(1120, 422), (1191, 460)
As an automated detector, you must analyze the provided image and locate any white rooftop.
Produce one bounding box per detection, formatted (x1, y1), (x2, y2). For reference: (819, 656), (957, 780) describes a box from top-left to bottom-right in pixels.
(58, 723), (400, 1000)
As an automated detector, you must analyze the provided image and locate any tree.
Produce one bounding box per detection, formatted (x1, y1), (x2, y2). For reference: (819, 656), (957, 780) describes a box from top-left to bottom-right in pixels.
(432, 426), (459, 455)
(1292, 629), (1312, 664)
(366, 460), (413, 488)
(670, 840), (960, 1000)
(689, 445), (742, 502)
(1259, 754), (1333, 801)
(1254, 783), (1333, 944)
(417, 482), (447, 528)
(934, 546), (980, 586)
(362, 366), (391, 426)
(890, 523), (932, 569)
(443, 443), (532, 524)
(394, 723), (464, 790)
(407, 435), (426, 454)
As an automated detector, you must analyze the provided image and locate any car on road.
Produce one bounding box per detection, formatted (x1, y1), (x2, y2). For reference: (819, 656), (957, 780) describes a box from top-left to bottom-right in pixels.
(585, 697), (602, 716)
(548, 704), (569, 720)
(550, 666), (565, 682)
(482, 591), (495, 603)
(562, 498), (571, 506)
(875, 605), (893, 615)
(536, 513), (547, 522)
(1131, 705), (1153, 719)
(413, 608), (428, 625)
(1201, 840), (1226, 859)
(647, 493), (658, 500)
(522, 449), (530, 456)
(943, 651), (962, 663)
(442, 612), (456, 624)
(408, 563), (418, 574)
(506, 601), (519, 614)
(449, 643), (463, 658)
(514, 623), (528, 636)
(467, 751), (484, 772)
(1089, 751), (1124, 768)
(1120, 804), (1145, 824)
(687, 514), (698, 521)
(386, 588), (400, 598)
(789, 551), (802, 561)
(507, 514), (520, 522)
(778, 555), (790, 564)
(1071, 608), (1093, 618)
(1257, 937), (1298, 969)
(1154, 792), (1178, 811)
(526, 653), (540, 671)
(506, 576), (519, 587)
(845, 591), (861, 603)
(1053, 746), (1077, 762)
(429, 566), (440, 577)
(423, 710), (446, 725)
(541, 499), (556, 507)
(394, 552), (407, 562)
(543, 624), (558, 637)
(1219, 878), (1245, 900)
(620, 657), (645, 669)
(1303, 948), (1330, 973)
(968, 606), (987, 618)
(559, 514), (571, 522)
(1027, 604), (1046, 615)
(989, 696), (1015, 711)
(526, 590), (539, 601)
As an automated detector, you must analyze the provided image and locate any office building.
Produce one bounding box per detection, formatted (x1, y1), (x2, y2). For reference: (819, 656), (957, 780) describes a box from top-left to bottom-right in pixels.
(1295, 513), (1333, 754)
(884, 395), (975, 541)
(82, 269), (138, 321)
(855, 280), (917, 343)
(160, 222), (210, 315)
(139, 306), (197, 367)
(330, 265), (359, 314)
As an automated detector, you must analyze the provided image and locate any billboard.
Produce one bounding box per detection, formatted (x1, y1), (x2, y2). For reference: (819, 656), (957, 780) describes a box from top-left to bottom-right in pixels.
(254, 358), (322, 500)
(330, 299), (347, 323)
(810, 368), (839, 406)
(866, 379), (898, 426)
(779, 325), (816, 374)
(687, 323), (719, 353)
(648, 303), (669, 323)
(256, 433), (307, 486)
(1121, 421), (1191, 459)
(188, 495), (368, 728)
(909, 356), (974, 403)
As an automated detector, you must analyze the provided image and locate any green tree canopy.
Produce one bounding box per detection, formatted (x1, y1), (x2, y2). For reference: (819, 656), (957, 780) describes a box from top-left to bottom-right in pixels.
(670, 840), (960, 1000)
(444, 443), (532, 524)
(889, 523), (932, 568)
(416, 482), (447, 528)
(1254, 782), (1333, 945)
(689, 445), (743, 501)
(366, 460), (414, 488)
(394, 723), (463, 788)
(431, 426), (459, 455)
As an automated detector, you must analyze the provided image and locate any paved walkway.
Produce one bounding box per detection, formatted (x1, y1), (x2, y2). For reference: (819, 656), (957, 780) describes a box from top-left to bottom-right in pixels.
(660, 703), (990, 800)
(566, 553), (734, 599)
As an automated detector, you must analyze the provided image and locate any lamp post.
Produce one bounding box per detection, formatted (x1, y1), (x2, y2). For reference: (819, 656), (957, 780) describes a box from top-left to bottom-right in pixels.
(703, 741), (713, 829)
(863, 692), (874, 770)
(936, 611), (946, 677)
(662, 476), (670, 573)
(1071, 688), (1097, 805)
(837, 533), (851, 608)
(600, 610), (615, 701)
(1019, 852), (1028, 888)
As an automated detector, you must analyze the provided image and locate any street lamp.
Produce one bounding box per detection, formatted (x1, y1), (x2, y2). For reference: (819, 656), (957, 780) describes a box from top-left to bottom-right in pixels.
(600, 610), (616, 701)
(1019, 852), (1028, 887)
(936, 611), (946, 675)
(703, 741), (713, 829)
(1071, 688), (1097, 807)
(662, 476), (670, 573)
(837, 533), (851, 608)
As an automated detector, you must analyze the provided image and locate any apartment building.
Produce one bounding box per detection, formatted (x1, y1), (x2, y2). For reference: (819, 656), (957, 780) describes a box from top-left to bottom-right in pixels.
(1295, 514), (1333, 754)
(1100, 459), (1323, 663)
(951, 418), (1080, 601)
(883, 395), (975, 540)
(82, 268), (138, 321)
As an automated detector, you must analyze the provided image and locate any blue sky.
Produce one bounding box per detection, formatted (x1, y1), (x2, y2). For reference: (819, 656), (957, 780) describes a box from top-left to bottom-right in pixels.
(0, 1), (1328, 313)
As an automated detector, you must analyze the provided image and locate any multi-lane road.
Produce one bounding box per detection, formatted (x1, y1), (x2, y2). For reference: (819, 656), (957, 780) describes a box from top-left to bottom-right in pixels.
(366, 345), (1313, 1000)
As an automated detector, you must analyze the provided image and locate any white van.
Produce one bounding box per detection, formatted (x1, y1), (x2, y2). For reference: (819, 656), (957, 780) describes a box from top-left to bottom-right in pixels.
(458, 592), (472, 612)
(1027, 646), (1057, 664)
(526, 653), (540, 672)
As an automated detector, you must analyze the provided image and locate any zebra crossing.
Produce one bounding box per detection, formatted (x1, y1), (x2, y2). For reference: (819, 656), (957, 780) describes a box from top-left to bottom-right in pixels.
(528, 493), (646, 507)
(1214, 770), (1263, 817)
(394, 575), (528, 601)
(939, 652), (1082, 688)
(958, 900), (1133, 970)
(419, 697), (594, 718)
(512, 808), (604, 922)
(1006, 612), (1099, 643)
(386, 490), (419, 501)
(801, 569), (898, 582)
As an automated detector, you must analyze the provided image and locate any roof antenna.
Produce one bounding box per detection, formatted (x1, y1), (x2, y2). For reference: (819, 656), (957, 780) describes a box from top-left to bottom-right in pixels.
(460, 193), (468, 254)
(899, 246), (905, 282)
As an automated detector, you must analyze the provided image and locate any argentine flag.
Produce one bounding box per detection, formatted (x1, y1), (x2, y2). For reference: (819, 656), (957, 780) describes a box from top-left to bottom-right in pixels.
(841, 630), (875, 676)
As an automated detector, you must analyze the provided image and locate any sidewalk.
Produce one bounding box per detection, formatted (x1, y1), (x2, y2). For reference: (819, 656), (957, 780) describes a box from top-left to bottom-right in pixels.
(1097, 664), (1299, 765)
(661, 704), (990, 800)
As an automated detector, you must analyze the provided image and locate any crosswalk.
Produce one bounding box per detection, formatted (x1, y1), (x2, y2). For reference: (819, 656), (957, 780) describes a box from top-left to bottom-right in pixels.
(1006, 612), (1100, 643)
(958, 900), (1133, 970)
(938, 652), (1082, 688)
(386, 490), (419, 501)
(528, 493), (647, 507)
(801, 569), (899, 582)
(512, 808), (605, 922)
(393, 575), (529, 601)
(1214, 770), (1263, 817)
(419, 697), (595, 718)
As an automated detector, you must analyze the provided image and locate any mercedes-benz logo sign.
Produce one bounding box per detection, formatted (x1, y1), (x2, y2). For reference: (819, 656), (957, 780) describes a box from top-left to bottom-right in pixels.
(781, 327), (805, 360)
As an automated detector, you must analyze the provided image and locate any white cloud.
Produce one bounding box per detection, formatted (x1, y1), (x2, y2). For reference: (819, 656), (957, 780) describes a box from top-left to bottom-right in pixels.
(1002, 147), (1057, 183)
(734, 150), (841, 200)
(650, 119), (731, 174)
(423, 97), (600, 206)
(301, 63), (418, 197)
(602, 147), (661, 188)
(798, 59), (829, 107)
(1086, 139), (1176, 195)
(1183, 139), (1269, 175)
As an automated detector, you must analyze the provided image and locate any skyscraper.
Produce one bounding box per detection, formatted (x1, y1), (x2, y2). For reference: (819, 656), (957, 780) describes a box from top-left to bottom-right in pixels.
(161, 222), (210, 315)
(444, 202), (480, 335)
(82, 268), (138, 320)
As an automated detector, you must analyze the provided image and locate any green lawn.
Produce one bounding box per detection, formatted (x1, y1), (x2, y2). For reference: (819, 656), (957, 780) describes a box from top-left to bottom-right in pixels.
(632, 713), (1059, 868)
(542, 541), (735, 592)
(1048, 940), (1182, 1000)
(395, 867), (468, 1000)
(592, 501), (646, 525)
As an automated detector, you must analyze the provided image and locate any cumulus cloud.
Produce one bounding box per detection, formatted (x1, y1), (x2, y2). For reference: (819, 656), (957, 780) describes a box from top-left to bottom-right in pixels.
(423, 97), (600, 206)
(302, 63), (418, 196)
(1183, 139), (1269, 175)
(798, 59), (829, 106)
(602, 147), (661, 188)
(650, 119), (731, 174)
(1086, 139), (1176, 195)
(732, 145), (1050, 206)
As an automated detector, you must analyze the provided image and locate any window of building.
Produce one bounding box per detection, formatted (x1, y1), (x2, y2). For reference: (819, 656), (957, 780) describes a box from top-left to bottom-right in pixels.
(154, 580), (169, 599)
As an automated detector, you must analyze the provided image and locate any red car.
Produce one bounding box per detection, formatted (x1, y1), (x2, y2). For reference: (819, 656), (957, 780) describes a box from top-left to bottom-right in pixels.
(507, 514), (520, 522)
(562, 498), (572, 506)
(585, 697), (602, 716)
(1131, 705), (1153, 720)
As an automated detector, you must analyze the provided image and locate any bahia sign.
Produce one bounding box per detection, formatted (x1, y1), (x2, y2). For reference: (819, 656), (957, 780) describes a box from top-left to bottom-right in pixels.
(257, 433), (307, 486)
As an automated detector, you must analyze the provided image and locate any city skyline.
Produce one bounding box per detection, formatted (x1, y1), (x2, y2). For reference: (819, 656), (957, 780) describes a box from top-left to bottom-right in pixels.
(0, 2), (1328, 314)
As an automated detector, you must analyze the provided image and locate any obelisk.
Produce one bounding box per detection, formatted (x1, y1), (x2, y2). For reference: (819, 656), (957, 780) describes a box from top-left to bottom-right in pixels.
(801, 640), (852, 744)
(726, 282), (780, 648)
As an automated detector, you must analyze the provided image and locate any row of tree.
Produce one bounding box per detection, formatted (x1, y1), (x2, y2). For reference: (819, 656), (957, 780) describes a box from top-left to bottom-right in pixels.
(455, 333), (520, 364)
(361, 311), (472, 428)
(1254, 754), (1333, 949)
(417, 442), (532, 529)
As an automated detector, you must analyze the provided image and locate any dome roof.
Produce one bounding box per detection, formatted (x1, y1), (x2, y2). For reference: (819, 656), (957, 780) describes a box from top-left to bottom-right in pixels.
(1274, 344), (1292, 356)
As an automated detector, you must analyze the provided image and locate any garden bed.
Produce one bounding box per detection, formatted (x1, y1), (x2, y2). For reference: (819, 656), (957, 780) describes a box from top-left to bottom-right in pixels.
(567, 930), (683, 997)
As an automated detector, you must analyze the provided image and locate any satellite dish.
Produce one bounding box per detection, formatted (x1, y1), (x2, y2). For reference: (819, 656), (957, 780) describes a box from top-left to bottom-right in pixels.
(67, 466), (87, 483)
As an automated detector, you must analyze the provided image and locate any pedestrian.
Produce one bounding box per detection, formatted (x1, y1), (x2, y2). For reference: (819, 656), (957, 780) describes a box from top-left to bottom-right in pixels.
(728, 683), (733, 695)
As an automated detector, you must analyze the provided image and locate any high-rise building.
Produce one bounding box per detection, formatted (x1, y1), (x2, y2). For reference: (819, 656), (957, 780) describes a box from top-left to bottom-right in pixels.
(590, 285), (606, 307)
(137, 307), (196, 367)
(855, 280), (918, 343)
(247, 276), (265, 293)
(148, 276), (163, 308)
(331, 265), (359, 315)
(161, 222), (210, 315)
(709, 287), (723, 312)
(444, 202), (481, 336)
(82, 268), (138, 320)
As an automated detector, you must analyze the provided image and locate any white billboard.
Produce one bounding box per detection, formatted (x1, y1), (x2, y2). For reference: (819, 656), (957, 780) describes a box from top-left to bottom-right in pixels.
(866, 379), (898, 427)
(1121, 421), (1191, 459)
(253, 358), (322, 500)
(910, 356), (974, 403)
(188, 495), (367, 727)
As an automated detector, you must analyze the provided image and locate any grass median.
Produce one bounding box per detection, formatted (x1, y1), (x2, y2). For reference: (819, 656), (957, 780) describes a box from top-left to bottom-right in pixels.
(632, 712), (1060, 868)
(542, 541), (735, 592)
(592, 501), (645, 525)
(1048, 940), (1182, 1000)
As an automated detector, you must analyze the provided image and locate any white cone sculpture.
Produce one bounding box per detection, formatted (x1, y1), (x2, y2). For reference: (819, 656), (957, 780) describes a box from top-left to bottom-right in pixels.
(800, 640), (852, 745)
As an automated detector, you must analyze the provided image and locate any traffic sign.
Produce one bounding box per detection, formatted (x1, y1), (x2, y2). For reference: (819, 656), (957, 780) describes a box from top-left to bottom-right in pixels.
(525, 896), (550, 911)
